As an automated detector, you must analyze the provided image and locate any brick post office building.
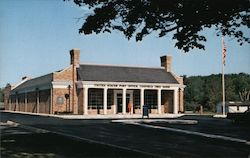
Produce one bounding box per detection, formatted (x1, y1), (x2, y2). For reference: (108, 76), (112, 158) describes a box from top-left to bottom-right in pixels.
(4, 49), (185, 115)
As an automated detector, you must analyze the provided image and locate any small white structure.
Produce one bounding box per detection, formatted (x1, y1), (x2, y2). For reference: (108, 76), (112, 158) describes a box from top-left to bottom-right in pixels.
(216, 101), (250, 113)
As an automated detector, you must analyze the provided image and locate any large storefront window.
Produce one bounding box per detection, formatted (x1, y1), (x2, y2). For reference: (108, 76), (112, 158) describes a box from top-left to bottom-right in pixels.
(107, 89), (113, 109)
(144, 90), (157, 109)
(88, 89), (103, 109)
(133, 90), (140, 109)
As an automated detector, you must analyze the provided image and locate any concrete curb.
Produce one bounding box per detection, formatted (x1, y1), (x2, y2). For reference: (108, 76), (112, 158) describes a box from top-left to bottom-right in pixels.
(2, 110), (184, 119)
(4, 120), (49, 133)
(112, 119), (198, 125)
(213, 114), (227, 118)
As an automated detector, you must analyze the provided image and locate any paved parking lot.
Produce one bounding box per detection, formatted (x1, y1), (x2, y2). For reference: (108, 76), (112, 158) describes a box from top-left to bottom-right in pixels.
(1, 112), (250, 158)
(1, 122), (152, 158)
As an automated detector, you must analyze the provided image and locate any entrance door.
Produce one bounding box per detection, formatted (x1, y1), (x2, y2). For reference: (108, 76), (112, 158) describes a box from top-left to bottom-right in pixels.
(115, 90), (133, 114)
(116, 94), (130, 113)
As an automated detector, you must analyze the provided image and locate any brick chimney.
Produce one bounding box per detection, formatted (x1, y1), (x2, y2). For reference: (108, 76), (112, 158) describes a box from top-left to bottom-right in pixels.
(3, 84), (11, 110)
(70, 48), (80, 67)
(160, 55), (172, 72)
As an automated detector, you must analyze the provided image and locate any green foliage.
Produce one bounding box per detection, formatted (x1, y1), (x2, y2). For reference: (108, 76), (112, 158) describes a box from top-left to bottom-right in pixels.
(67, 0), (250, 52)
(184, 73), (250, 112)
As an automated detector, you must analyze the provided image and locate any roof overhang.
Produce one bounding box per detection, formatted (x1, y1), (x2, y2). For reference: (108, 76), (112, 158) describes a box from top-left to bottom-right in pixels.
(11, 83), (52, 94)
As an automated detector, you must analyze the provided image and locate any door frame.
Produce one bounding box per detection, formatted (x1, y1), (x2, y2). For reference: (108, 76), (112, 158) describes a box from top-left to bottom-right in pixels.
(114, 90), (133, 114)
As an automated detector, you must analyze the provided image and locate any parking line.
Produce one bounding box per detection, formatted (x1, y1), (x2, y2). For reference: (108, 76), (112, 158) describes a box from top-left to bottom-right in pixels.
(127, 122), (250, 145)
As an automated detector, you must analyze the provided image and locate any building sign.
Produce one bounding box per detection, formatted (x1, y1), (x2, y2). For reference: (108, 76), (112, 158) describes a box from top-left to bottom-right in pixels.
(56, 96), (64, 104)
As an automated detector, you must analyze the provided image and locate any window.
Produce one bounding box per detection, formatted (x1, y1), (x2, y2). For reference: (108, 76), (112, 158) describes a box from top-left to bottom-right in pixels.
(133, 90), (140, 109)
(88, 89), (103, 109)
(144, 90), (157, 109)
(107, 90), (113, 109)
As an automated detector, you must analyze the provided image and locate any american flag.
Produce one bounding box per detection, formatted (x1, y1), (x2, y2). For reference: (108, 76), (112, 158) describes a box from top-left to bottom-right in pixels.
(222, 37), (226, 66)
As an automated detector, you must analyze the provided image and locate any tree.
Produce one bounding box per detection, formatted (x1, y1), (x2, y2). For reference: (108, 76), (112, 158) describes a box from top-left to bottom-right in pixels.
(184, 73), (250, 112)
(67, 0), (250, 52)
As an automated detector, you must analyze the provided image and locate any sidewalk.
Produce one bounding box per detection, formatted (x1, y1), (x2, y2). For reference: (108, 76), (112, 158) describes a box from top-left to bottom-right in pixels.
(2, 110), (184, 119)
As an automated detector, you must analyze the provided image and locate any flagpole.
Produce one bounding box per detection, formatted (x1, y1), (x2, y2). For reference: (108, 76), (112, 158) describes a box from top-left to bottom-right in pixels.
(222, 37), (226, 116)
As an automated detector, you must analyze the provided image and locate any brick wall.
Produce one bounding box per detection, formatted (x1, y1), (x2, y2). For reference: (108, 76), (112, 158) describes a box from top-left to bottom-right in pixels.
(161, 55), (185, 113)
(18, 93), (25, 112)
(77, 88), (83, 114)
(39, 89), (51, 114)
(174, 76), (184, 113)
(179, 89), (184, 112)
(53, 65), (78, 114)
(10, 95), (16, 111)
(3, 85), (11, 110)
(7, 89), (51, 114)
(27, 91), (36, 113)
(161, 90), (174, 113)
(53, 66), (73, 81)
(52, 88), (69, 113)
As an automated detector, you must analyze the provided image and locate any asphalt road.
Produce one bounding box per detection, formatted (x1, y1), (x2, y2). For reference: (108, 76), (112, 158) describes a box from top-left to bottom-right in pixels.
(1, 112), (250, 158)
(144, 115), (250, 140)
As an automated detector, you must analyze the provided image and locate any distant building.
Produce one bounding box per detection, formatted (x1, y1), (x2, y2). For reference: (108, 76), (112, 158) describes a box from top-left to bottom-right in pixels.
(216, 101), (250, 113)
(4, 49), (185, 115)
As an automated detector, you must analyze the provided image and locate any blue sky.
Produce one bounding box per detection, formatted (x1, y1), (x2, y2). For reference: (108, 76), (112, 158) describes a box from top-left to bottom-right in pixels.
(0, 0), (250, 88)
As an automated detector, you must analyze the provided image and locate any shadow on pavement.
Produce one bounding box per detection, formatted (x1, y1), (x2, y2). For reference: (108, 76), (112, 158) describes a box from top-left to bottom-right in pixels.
(1, 126), (152, 158)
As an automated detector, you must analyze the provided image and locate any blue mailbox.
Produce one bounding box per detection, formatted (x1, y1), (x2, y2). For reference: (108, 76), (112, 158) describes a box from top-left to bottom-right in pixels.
(142, 105), (149, 118)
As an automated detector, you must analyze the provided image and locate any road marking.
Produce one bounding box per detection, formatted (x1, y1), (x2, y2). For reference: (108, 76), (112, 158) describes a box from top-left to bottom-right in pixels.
(126, 122), (250, 145)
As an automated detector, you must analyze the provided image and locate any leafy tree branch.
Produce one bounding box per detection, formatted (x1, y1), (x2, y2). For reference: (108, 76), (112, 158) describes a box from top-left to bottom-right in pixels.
(66, 0), (250, 52)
